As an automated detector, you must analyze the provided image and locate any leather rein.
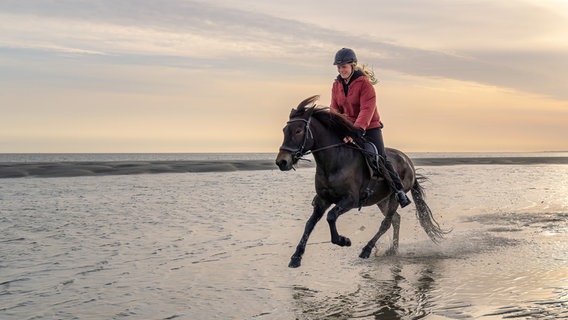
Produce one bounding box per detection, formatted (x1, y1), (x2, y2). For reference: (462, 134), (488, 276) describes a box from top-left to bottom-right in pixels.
(278, 116), (349, 165)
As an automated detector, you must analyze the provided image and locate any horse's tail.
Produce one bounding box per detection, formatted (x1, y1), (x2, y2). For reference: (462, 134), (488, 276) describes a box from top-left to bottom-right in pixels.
(410, 174), (450, 243)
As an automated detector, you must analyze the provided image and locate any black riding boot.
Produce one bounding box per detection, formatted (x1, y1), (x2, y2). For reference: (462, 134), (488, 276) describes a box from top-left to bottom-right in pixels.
(383, 159), (412, 208)
(364, 127), (411, 208)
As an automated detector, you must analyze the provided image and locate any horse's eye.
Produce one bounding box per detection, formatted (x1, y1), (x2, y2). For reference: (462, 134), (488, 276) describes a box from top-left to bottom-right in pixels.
(295, 128), (303, 135)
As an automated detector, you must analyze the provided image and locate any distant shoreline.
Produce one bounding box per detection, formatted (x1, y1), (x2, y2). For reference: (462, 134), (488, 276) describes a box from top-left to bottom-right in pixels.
(412, 156), (568, 166)
(1, 157), (567, 179)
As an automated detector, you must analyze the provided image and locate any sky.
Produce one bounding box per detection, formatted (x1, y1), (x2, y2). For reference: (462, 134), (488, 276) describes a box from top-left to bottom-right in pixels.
(1, 0), (567, 153)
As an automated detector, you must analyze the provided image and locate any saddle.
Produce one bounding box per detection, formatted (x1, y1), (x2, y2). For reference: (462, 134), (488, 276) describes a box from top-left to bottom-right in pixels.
(354, 141), (410, 209)
(359, 141), (384, 178)
(356, 141), (390, 209)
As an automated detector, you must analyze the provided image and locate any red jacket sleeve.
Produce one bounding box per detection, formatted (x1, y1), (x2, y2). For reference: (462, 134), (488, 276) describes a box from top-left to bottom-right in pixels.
(353, 80), (377, 130)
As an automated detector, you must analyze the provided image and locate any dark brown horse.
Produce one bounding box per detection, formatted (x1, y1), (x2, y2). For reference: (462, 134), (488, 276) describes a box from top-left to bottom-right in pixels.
(276, 95), (447, 268)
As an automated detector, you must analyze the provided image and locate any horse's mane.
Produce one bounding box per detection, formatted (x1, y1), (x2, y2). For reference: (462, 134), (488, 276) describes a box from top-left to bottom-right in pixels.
(290, 95), (360, 139)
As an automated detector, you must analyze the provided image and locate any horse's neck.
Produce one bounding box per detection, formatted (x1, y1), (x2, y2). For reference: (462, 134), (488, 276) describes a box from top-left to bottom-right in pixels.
(310, 119), (360, 170)
(311, 120), (341, 148)
(312, 133), (360, 174)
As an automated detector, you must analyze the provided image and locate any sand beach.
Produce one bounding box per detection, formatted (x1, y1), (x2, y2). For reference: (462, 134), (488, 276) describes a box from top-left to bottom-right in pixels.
(1, 153), (566, 319)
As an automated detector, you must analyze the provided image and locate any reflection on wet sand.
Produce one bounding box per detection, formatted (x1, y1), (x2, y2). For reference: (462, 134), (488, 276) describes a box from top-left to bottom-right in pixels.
(361, 263), (436, 319)
(292, 257), (446, 319)
(291, 220), (567, 319)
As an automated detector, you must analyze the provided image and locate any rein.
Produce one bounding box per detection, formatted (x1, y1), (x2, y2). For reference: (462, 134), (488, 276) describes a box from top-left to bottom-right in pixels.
(279, 115), (365, 165)
(306, 142), (347, 155)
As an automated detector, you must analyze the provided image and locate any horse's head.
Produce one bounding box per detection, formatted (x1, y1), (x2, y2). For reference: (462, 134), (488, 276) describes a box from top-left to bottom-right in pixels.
(275, 95), (319, 171)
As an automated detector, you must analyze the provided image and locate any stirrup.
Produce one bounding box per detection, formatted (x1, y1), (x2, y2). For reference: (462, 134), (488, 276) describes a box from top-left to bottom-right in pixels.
(396, 190), (411, 208)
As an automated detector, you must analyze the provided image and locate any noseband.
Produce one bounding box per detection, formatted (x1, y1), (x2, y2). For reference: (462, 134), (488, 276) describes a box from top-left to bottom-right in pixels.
(279, 116), (314, 163)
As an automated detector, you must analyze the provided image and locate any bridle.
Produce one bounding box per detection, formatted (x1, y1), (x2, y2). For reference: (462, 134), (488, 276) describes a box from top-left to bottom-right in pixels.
(279, 117), (314, 164)
(279, 115), (347, 165)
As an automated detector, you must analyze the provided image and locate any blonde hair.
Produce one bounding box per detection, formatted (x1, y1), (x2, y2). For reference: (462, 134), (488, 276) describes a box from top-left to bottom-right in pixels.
(354, 63), (378, 85)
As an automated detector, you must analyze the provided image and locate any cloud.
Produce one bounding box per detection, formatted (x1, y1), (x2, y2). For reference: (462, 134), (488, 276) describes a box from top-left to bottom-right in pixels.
(1, 0), (567, 100)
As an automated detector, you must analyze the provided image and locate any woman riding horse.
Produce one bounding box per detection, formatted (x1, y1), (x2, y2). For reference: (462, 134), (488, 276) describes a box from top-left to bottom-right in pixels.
(276, 96), (447, 268)
(331, 48), (411, 208)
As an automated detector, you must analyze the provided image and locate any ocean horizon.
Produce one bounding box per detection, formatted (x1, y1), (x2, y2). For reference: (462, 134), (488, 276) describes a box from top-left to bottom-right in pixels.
(1, 150), (568, 162)
(1, 151), (568, 179)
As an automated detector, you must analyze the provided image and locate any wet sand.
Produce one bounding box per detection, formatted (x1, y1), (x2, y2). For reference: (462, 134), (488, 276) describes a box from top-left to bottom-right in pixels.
(0, 160), (278, 178)
(1, 162), (567, 319)
(281, 163), (568, 319)
(1, 156), (567, 178)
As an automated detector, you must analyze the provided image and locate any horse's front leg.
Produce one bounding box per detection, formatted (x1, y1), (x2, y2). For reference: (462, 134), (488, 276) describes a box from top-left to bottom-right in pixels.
(289, 196), (331, 268)
(326, 203), (354, 247)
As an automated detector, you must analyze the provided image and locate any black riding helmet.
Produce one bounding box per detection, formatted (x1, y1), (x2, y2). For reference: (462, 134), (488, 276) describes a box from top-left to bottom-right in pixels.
(333, 48), (357, 65)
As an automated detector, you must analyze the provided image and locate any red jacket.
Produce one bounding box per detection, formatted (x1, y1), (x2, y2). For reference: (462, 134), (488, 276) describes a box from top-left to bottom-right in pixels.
(330, 74), (382, 130)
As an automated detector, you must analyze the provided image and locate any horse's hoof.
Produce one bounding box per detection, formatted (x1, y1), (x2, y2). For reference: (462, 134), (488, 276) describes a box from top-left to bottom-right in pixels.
(338, 236), (351, 247)
(332, 236), (351, 247)
(385, 247), (398, 256)
(359, 246), (372, 259)
(288, 257), (301, 268)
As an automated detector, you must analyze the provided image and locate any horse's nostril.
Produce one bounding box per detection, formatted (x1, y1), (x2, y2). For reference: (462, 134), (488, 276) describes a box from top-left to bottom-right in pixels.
(276, 160), (287, 169)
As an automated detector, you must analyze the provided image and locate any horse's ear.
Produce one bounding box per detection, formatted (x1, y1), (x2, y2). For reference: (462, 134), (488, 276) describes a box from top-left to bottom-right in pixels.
(305, 104), (317, 118)
(290, 95), (319, 119)
(297, 95), (320, 109)
(289, 108), (297, 118)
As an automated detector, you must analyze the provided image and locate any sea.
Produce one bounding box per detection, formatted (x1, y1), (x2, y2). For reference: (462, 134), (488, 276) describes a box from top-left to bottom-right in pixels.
(1, 152), (567, 319)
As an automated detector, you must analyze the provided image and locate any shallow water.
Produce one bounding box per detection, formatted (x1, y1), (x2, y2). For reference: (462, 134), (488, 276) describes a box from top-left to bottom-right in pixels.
(1, 164), (567, 319)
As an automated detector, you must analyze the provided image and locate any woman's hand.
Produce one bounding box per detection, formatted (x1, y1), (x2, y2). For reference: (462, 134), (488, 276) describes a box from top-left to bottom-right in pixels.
(343, 127), (365, 143)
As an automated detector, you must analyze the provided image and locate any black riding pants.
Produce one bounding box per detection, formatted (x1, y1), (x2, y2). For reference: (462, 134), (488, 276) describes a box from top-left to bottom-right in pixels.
(364, 128), (404, 191)
(364, 128), (386, 157)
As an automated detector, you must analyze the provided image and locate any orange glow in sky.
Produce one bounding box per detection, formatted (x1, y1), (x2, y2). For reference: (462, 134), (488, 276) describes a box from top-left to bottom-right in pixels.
(1, 0), (567, 152)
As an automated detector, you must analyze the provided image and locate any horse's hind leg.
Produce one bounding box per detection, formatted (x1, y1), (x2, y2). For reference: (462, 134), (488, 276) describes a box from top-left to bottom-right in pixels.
(359, 194), (399, 259)
(386, 210), (400, 256)
(289, 195), (331, 268)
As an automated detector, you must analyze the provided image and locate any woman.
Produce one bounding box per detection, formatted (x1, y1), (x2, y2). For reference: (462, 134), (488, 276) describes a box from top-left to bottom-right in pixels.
(330, 47), (411, 208)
